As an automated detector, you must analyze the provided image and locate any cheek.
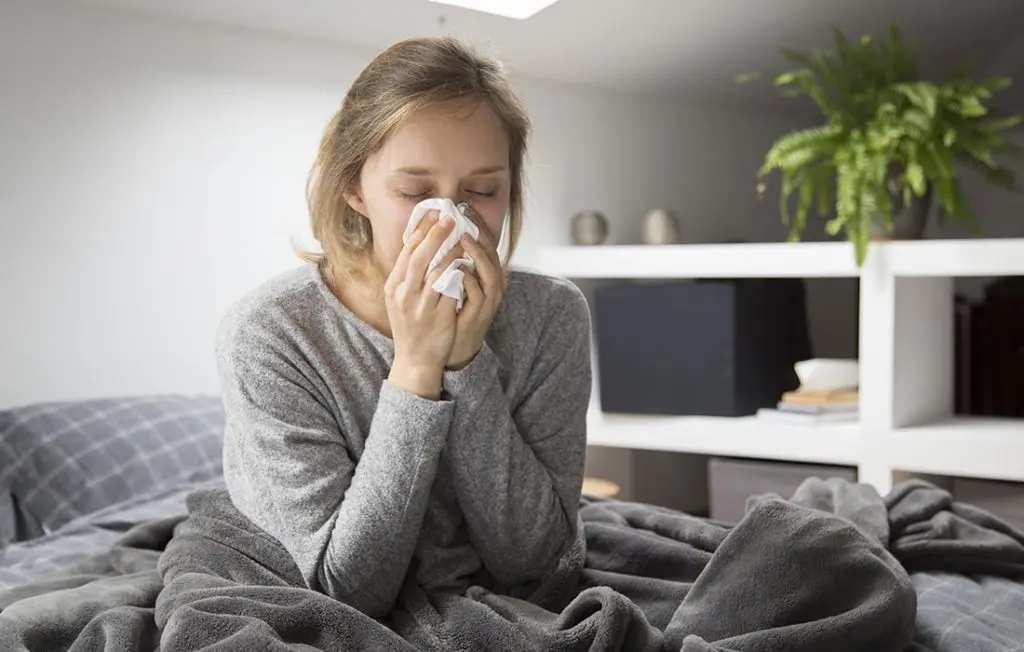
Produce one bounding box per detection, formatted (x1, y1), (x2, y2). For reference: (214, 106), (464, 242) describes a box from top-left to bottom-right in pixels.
(365, 197), (415, 261)
(467, 199), (509, 246)
(480, 214), (505, 245)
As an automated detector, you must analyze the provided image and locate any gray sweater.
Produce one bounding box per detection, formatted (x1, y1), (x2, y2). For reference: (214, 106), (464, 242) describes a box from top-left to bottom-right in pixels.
(216, 264), (591, 618)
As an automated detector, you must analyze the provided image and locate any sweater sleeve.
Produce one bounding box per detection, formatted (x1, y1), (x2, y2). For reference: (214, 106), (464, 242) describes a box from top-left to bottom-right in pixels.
(216, 319), (453, 618)
(441, 282), (592, 586)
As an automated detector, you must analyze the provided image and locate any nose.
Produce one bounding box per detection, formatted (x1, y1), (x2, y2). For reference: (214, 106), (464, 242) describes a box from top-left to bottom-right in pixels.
(432, 180), (460, 203)
(433, 183), (473, 211)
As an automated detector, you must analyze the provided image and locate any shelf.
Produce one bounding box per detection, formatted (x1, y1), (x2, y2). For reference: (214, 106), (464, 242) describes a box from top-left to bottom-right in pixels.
(586, 408), (862, 466)
(887, 417), (1024, 482)
(882, 238), (1024, 277)
(536, 242), (860, 279)
(538, 238), (1024, 280)
(555, 238), (1024, 493)
(586, 412), (1024, 483)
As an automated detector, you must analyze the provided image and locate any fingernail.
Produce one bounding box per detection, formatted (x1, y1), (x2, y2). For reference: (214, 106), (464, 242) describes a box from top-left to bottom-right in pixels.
(461, 235), (473, 245)
(441, 217), (455, 228)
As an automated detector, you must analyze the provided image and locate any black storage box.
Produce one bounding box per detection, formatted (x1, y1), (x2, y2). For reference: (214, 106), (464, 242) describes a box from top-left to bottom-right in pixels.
(594, 279), (810, 416)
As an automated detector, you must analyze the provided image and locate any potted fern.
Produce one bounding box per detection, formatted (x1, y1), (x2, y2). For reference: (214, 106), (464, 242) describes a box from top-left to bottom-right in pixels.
(741, 26), (1022, 264)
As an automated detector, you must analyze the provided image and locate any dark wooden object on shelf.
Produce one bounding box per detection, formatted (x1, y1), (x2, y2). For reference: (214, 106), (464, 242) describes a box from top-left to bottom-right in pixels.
(954, 278), (1024, 418)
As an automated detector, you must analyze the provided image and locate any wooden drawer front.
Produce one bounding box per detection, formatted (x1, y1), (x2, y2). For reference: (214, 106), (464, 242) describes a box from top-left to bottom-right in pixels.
(953, 478), (1024, 531)
(709, 457), (857, 523)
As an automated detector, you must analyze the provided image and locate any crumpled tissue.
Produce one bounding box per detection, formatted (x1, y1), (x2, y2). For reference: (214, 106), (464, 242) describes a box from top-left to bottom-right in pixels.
(402, 198), (480, 310)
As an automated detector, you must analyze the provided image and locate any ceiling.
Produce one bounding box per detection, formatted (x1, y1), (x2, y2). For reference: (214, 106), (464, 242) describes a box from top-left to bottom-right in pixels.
(68, 0), (1024, 115)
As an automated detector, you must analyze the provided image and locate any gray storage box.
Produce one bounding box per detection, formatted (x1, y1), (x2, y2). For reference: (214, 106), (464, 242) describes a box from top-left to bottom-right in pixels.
(709, 457), (858, 524)
(953, 478), (1024, 531)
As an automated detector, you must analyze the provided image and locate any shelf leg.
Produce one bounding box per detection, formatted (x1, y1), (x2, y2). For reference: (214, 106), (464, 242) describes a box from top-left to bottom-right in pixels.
(858, 458), (894, 496)
(892, 276), (954, 427)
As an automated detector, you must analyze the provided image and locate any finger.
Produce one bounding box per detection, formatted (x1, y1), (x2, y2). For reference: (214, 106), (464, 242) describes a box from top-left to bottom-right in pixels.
(471, 217), (501, 255)
(453, 274), (483, 328)
(408, 217), (455, 285)
(438, 294), (459, 318)
(462, 236), (501, 294)
(408, 210), (441, 250)
(461, 272), (484, 312)
(393, 212), (439, 279)
(425, 249), (462, 289)
(471, 229), (502, 273)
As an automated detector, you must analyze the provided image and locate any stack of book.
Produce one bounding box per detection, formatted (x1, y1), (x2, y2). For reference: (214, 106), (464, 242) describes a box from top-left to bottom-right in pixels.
(756, 388), (859, 425)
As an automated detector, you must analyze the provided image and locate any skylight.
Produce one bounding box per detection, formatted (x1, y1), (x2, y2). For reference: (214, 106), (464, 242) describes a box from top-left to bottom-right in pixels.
(425, 0), (561, 20)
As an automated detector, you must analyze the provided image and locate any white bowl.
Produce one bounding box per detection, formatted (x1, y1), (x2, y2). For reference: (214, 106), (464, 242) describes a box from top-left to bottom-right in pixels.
(794, 358), (859, 392)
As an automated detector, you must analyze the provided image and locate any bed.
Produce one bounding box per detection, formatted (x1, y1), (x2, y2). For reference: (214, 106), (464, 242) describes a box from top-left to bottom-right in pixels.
(1, 395), (1023, 651)
(0, 396), (225, 589)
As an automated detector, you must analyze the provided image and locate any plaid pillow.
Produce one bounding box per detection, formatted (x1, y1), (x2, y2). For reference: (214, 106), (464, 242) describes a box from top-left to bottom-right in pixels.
(0, 395), (224, 545)
(0, 492), (16, 549)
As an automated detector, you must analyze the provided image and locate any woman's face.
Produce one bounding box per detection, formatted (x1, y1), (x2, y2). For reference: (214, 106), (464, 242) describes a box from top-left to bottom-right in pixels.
(346, 99), (511, 277)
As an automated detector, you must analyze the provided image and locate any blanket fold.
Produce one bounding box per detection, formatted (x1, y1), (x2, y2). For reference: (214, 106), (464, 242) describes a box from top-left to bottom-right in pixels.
(885, 478), (1024, 576)
(2, 477), (1023, 652)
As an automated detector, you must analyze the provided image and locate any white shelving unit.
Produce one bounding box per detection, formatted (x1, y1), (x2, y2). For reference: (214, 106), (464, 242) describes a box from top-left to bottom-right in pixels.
(538, 239), (1024, 494)
(587, 411), (862, 466)
(539, 241), (860, 279)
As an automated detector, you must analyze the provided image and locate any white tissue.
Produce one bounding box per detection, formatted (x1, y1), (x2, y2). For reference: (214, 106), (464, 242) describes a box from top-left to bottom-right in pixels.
(402, 198), (480, 310)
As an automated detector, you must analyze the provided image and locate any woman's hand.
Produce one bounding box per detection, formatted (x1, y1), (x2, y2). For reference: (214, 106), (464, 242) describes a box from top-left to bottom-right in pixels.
(386, 212), (460, 399)
(447, 224), (505, 371)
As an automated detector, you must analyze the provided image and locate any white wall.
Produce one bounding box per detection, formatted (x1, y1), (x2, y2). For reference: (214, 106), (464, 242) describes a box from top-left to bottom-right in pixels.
(13, 1), (1020, 509)
(0, 0), (802, 411)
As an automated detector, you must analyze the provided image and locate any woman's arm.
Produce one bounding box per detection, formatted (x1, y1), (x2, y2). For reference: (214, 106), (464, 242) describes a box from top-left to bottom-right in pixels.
(217, 320), (452, 618)
(441, 283), (592, 587)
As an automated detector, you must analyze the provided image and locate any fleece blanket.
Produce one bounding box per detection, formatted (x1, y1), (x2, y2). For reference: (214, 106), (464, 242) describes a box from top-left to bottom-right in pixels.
(1, 477), (1024, 652)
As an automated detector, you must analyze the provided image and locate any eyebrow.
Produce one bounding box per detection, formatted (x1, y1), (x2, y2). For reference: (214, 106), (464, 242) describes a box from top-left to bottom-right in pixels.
(390, 165), (508, 176)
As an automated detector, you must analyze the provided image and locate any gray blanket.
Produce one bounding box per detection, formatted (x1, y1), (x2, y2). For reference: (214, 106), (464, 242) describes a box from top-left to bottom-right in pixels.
(1, 477), (1023, 651)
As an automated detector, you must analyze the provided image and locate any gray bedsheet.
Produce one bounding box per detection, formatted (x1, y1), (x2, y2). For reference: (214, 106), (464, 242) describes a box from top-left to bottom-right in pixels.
(0, 477), (1023, 651)
(0, 479), (223, 589)
(913, 573), (1024, 652)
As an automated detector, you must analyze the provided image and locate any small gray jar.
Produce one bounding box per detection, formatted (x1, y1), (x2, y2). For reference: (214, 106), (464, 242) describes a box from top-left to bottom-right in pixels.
(571, 210), (609, 245)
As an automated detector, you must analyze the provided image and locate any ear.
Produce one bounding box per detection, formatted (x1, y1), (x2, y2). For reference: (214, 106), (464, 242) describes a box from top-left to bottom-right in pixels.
(343, 186), (368, 217)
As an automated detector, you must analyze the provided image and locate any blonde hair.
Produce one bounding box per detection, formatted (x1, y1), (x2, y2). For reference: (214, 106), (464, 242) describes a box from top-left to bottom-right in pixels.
(302, 36), (531, 277)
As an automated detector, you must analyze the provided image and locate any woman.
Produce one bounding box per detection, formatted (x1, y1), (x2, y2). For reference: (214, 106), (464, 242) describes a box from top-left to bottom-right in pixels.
(215, 36), (592, 619)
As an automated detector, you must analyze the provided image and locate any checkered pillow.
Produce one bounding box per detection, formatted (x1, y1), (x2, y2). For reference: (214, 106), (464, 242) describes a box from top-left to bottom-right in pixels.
(0, 395), (224, 545)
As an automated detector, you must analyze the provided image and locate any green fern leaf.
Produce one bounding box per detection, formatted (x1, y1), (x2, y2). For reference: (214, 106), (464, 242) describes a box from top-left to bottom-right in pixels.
(895, 83), (938, 117)
(986, 115), (1023, 131)
(904, 162), (926, 194)
(957, 95), (988, 117)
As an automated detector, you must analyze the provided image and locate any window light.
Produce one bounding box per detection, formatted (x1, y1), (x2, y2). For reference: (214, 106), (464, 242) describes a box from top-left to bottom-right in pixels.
(425, 0), (561, 19)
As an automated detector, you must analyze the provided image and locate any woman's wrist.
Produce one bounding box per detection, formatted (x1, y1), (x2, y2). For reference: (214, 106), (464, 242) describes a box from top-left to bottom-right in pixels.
(446, 349), (478, 372)
(389, 357), (443, 400)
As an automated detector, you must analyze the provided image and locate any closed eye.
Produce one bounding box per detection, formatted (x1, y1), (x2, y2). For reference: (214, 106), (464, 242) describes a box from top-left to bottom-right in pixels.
(397, 190), (430, 201)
